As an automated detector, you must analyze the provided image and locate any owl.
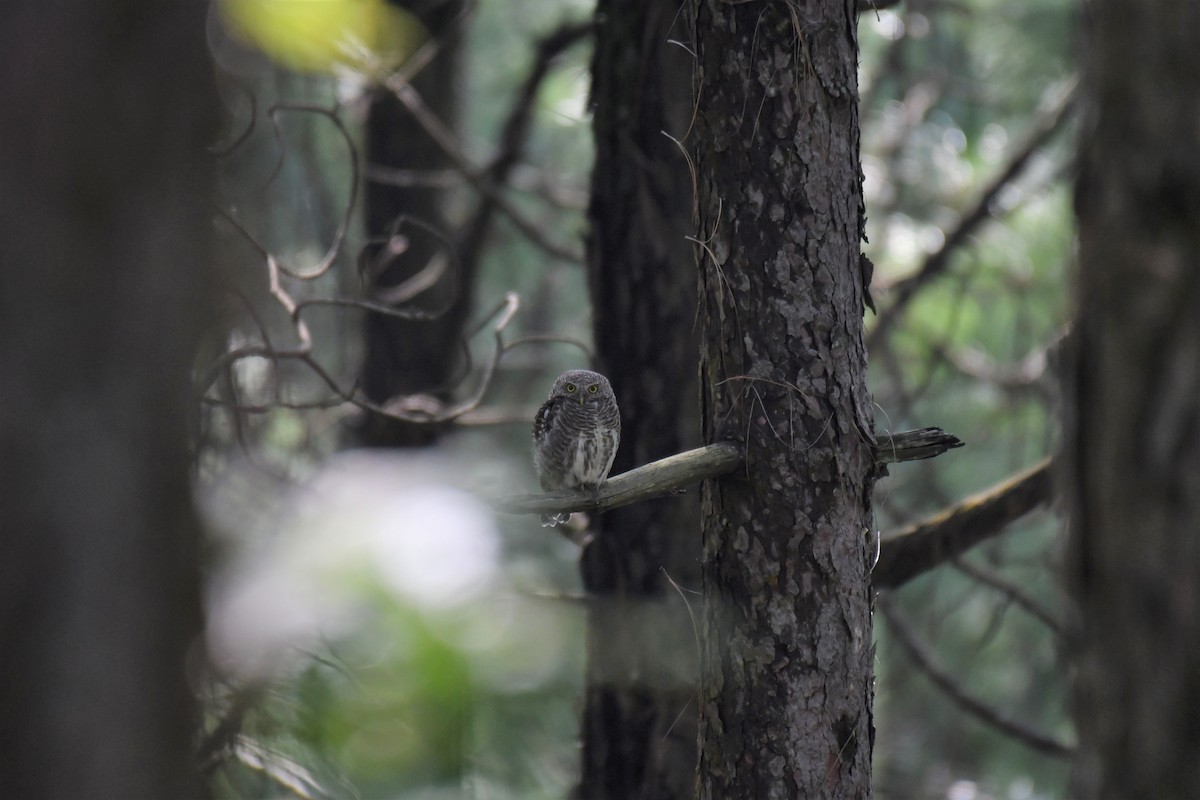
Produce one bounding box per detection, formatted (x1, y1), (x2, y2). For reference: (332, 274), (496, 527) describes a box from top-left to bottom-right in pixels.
(532, 369), (621, 527)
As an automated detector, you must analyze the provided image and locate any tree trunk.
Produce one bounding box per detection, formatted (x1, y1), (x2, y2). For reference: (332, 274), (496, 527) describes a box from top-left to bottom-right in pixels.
(356, 0), (466, 447)
(0, 4), (216, 797)
(581, 0), (700, 797)
(690, 1), (876, 797)
(1067, 1), (1200, 797)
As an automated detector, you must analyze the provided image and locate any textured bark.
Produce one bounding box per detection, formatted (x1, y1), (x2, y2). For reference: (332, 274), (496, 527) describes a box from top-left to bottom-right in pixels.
(691, 1), (876, 797)
(581, 0), (701, 797)
(0, 3), (215, 797)
(1067, 1), (1200, 797)
(356, 0), (466, 447)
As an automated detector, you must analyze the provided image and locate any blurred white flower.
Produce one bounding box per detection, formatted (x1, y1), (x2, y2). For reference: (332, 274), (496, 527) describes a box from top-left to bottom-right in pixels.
(205, 450), (500, 679)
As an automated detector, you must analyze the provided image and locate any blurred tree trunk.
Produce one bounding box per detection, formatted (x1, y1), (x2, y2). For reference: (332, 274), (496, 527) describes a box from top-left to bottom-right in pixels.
(356, 0), (466, 447)
(0, 4), (216, 798)
(581, 0), (700, 797)
(690, 1), (876, 797)
(1067, 1), (1200, 797)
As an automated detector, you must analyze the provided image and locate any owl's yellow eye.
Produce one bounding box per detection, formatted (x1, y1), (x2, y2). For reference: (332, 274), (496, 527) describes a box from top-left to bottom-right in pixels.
(565, 383), (577, 393)
(588, 384), (598, 393)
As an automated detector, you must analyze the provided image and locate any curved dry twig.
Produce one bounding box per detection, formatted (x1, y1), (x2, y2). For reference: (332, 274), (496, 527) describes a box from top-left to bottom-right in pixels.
(263, 104), (359, 280)
(877, 594), (1074, 758)
(209, 75), (258, 157)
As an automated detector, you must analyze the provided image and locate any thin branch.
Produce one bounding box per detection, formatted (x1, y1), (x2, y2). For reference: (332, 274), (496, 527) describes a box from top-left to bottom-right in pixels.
(362, 164), (462, 188)
(266, 255), (311, 350)
(453, 19), (591, 281)
(209, 75), (258, 157)
(203, 290), (610, 427)
(200, 395), (351, 414)
(873, 457), (1054, 589)
(484, 21), (592, 184)
(242, 104), (359, 281)
(951, 557), (1065, 636)
(868, 84), (1077, 348)
(383, 77), (584, 264)
(877, 595), (1074, 758)
(296, 295), (446, 322)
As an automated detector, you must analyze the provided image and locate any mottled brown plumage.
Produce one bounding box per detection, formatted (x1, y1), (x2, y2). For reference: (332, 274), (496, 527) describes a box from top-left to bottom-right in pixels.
(532, 369), (621, 527)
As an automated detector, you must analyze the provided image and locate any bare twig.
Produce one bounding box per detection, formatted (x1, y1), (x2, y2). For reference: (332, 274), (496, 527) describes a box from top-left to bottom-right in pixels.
(204, 288), (608, 427)
(362, 164), (462, 188)
(951, 557), (1065, 636)
(209, 75), (258, 157)
(484, 21), (591, 184)
(266, 255), (311, 350)
(877, 594), (1074, 758)
(873, 457), (1054, 589)
(383, 78), (584, 264)
(454, 19), (591, 280)
(258, 104), (359, 281)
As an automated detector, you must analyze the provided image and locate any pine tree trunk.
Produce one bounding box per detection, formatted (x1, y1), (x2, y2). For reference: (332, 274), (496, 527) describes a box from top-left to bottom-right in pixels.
(690, 1), (876, 797)
(0, 4), (215, 796)
(1067, 1), (1200, 797)
(582, 0), (700, 796)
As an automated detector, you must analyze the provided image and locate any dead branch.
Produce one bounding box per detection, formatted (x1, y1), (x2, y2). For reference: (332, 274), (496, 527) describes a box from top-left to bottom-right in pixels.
(877, 594), (1074, 758)
(873, 457), (1054, 589)
(492, 441), (743, 517)
(494, 428), (963, 518)
(875, 427), (964, 465)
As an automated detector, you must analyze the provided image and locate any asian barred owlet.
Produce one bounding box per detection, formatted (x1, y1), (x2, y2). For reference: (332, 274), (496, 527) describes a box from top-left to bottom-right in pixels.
(532, 369), (621, 527)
